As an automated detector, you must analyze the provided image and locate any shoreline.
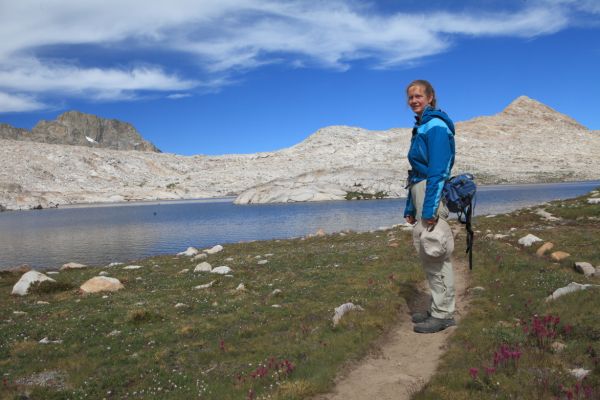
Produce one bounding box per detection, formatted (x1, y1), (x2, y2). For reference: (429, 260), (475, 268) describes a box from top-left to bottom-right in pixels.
(3, 179), (600, 213)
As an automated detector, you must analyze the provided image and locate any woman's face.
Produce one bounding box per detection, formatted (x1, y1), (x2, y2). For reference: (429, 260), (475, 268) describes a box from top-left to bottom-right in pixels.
(407, 85), (433, 116)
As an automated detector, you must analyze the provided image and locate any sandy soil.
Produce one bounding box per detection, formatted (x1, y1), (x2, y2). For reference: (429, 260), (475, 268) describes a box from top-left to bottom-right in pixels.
(313, 256), (470, 400)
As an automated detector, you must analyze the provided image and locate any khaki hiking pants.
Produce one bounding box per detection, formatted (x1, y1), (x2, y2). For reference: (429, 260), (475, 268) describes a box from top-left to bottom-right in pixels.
(410, 180), (455, 319)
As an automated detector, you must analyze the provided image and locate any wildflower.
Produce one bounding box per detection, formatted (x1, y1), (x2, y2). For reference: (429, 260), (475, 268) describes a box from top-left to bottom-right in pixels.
(469, 367), (479, 380)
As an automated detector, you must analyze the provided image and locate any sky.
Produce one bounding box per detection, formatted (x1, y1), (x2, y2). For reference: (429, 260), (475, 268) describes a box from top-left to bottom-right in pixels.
(0, 0), (599, 156)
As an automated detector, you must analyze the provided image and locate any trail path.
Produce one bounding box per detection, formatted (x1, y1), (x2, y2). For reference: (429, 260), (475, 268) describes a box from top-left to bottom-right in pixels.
(313, 256), (471, 400)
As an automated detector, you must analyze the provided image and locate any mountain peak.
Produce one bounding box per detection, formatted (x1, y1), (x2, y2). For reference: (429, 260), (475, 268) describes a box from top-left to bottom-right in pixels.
(31, 111), (160, 152)
(500, 96), (586, 130)
(502, 95), (549, 114)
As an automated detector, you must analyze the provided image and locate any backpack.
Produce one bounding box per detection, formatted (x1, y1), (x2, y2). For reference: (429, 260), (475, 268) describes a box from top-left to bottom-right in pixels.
(443, 174), (477, 269)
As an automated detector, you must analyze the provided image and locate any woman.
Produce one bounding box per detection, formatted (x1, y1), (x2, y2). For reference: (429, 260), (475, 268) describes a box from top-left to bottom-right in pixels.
(403, 79), (456, 334)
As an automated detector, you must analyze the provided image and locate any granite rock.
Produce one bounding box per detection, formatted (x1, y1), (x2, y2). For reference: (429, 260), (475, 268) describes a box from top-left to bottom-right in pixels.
(550, 251), (570, 262)
(574, 262), (595, 277)
(12, 271), (56, 296)
(80, 276), (124, 293)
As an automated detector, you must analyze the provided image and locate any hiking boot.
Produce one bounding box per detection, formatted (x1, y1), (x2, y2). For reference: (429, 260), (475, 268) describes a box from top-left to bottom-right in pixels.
(411, 311), (430, 324)
(413, 317), (456, 333)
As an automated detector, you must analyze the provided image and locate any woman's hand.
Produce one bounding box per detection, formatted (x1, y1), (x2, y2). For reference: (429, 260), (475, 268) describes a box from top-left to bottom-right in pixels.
(423, 218), (437, 226)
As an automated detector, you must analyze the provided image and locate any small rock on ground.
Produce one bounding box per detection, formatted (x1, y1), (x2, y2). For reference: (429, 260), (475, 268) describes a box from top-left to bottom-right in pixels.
(332, 302), (364, 326)
(60, 262), (87, 271)
(211, 266), (232, 275)
(194, 262), (212, 272)
(550, 251), (570, 262)
(518, 234), (543, 247)
(204, 245), (224, 254)
(80, 276), (124, 293)
(574, 262), (595, 277)
(177, 247), (199, 257)
(535, 242), (554, 257)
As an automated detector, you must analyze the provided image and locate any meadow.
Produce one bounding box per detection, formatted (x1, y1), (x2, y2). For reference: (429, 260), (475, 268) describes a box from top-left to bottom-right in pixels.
(1, 189), (599, 399)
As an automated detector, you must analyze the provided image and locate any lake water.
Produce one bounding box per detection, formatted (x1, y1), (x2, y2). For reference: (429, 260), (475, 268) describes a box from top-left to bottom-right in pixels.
(1, 180), (598, 270)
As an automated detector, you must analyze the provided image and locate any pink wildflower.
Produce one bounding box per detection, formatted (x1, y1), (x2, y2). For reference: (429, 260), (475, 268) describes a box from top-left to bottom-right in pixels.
(469, 367), (479, 380)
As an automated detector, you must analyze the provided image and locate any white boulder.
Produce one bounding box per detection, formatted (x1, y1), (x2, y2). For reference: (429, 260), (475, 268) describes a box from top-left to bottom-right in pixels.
(518, 234), (543, 247)
(12, 271), (56, 296)
(569, 368), (591, 380)
(194, 262), (212, 272)
(587, 197), (600, 204)
(60, 262), (87, 271)
(485, 233), (509, 240)
(546, 282), (600, 302)
(123, 265), (143, 270)
(204, 245), (224, 254)
(39, 337), (63, 344)
(177, 247), (199, 257)
(194, 280), (215, 289)
(107, 262), (123, 267)
(332, 302), (364, 326)
(211, 266), (232, 275)
(535, 209), (560, 221)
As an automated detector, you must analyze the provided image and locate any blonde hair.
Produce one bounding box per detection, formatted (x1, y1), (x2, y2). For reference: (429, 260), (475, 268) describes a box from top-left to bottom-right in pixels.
(406, 79), (437, 108)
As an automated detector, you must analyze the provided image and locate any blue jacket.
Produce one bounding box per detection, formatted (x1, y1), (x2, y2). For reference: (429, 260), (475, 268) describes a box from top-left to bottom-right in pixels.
(404, 106), (455, 220)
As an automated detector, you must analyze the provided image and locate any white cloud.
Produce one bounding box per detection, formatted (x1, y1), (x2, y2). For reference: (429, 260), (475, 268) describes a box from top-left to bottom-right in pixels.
(541, 0), (600, 14)
(430, 7), (568, 37)
(0, 0), (593, 110)
(0, 92), (45, 112)
(167, 93), (192, 100)
(0, 58), (195, 97)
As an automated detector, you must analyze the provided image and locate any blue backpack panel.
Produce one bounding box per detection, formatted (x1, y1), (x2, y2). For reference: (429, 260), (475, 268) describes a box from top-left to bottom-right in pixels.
(443, 173), (477, 269)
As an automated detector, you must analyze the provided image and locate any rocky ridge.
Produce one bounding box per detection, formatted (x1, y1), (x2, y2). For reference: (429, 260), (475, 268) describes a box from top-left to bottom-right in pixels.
(1, 96), (599, 210)
(0, 111), (160, 152)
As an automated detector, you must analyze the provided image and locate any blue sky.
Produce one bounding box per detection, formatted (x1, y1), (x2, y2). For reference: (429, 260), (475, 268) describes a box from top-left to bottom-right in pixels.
(0, 0), (599, 155)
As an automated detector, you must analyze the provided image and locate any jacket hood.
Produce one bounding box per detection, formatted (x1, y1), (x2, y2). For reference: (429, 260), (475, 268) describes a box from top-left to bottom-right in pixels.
(417, 106), (455, 135)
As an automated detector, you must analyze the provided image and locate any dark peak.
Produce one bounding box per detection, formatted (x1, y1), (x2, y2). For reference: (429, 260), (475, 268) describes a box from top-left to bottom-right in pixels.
(56, 110), (106, 123)
(29, 110), (161, 152)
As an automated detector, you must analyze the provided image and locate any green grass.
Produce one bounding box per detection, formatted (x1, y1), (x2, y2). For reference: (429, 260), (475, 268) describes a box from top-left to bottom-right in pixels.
(414, 189), (600, 399)
(2, 189), (599, 399)
(0, 228), (423, 399)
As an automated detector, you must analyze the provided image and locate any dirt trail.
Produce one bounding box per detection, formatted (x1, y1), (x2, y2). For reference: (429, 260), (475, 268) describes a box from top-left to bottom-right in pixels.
(313, 257), (471, 400)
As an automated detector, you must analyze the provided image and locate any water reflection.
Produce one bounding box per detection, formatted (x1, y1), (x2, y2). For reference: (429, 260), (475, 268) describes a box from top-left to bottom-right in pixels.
(0, 180), (598, 269)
